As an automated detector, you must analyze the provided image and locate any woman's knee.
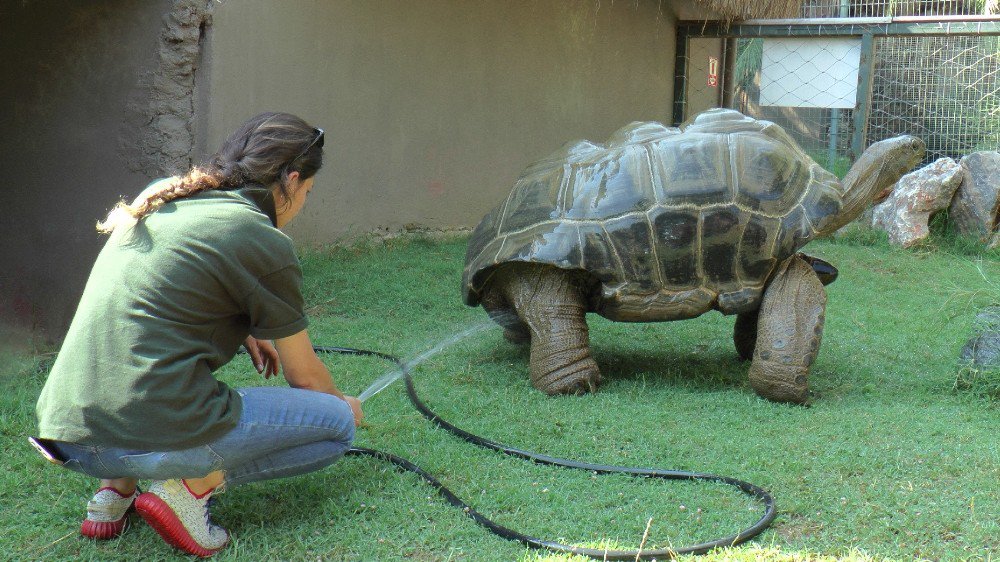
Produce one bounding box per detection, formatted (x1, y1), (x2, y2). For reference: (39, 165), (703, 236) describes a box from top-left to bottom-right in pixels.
(328, 399), (356, 446)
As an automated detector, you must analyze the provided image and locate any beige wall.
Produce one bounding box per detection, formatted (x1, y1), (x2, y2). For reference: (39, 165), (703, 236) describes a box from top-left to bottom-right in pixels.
(199, 0), (691, 243)
(2, 0), (721, 344)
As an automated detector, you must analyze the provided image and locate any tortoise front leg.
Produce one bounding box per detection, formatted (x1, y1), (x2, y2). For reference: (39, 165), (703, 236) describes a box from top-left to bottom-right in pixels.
(733, 310), (759, 362)
(487, 263), (600, 394)
(749, 256), (826, 404)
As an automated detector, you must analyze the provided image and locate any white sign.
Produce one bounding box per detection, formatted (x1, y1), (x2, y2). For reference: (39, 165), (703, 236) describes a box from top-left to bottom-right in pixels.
(759, 37), (862, 109)
(708, 56), (719, 87)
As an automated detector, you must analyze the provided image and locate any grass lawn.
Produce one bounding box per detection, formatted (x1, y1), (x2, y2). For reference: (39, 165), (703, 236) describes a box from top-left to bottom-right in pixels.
(2, 232), (997, 561)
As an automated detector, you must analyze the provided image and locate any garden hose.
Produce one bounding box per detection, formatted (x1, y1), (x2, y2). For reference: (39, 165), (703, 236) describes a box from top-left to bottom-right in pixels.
(314, 345), (778, 560)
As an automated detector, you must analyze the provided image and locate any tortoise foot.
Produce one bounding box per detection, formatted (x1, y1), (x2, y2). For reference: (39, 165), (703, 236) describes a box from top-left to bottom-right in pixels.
(748, 362), (810, 405)
(533, 358), (601, 395)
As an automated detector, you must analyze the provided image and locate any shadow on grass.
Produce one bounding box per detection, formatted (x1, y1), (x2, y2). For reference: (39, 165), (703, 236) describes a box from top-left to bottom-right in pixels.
(218, 472), (344, 529)
(483, 340), (748, 394)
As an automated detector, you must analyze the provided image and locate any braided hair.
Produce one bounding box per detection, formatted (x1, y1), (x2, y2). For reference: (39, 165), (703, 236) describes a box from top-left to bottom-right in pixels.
(98, 112), (324, 233)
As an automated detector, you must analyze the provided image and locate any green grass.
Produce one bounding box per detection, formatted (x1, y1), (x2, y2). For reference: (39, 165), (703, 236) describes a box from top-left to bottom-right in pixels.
(2, 234), (998, 561)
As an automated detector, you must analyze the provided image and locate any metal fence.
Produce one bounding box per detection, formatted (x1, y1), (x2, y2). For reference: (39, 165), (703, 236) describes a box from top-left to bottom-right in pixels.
(801, 0), (990, 17)
(675, 15), (1000, 174)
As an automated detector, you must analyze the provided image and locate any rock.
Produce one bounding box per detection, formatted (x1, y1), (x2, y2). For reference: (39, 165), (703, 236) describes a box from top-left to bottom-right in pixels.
(949, 151), (1000, 243)
(871, 158), (963, 247)
(960, 305), (1000, 368)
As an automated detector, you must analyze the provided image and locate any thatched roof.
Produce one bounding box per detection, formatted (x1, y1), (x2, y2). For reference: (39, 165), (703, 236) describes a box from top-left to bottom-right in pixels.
(697, 0), (803, 20)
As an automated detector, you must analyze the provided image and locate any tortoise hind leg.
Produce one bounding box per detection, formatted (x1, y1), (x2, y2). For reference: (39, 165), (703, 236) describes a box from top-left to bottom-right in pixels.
(749, 256), (826, 404)
(481, 305), (531, 345)
(486, 263), (600, 394)
(733, 310), (759, 362)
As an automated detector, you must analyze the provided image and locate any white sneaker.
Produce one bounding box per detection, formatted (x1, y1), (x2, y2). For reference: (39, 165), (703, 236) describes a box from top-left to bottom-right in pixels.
(80, 486), (139, 539)
(135, 479), (229, 557)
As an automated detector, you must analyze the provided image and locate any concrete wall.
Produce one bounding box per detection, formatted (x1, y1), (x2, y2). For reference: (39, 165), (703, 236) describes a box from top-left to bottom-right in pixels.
(198, 0), (690, 243)
(2, 0), (717, 345)
(0, 0), (173, 349)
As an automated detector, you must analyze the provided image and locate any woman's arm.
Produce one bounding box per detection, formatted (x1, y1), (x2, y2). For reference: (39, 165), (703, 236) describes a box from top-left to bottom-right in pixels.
(273, 329), (363, 425)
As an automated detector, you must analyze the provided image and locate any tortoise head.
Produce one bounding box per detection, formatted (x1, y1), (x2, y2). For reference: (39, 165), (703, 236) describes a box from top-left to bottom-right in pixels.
(797, 253), (838, 286)
(849, 135), (926, 190)
(817, 135), (925, 237)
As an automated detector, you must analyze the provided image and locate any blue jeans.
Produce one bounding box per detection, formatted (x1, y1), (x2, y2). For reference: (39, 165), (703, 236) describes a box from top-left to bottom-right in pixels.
(50, 387), (355, 486)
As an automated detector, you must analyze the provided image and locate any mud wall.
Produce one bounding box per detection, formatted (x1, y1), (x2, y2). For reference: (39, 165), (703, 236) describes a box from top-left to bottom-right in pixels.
(198, 0), (690, 243)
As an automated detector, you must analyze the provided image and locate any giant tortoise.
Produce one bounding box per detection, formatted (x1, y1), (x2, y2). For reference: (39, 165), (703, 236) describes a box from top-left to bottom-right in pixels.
(462, 108), (924, 404)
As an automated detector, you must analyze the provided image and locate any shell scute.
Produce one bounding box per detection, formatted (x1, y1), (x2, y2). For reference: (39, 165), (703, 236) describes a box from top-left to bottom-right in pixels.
(565, 146), (655, 220)
(701, 205), (745, 286)
(650, 208), (700, 288)
(493, 222), (576, 268)
(497, 174), (563, 236)
(650, 134), (732, 207)
(578, 223), (622, 284)
(604, 215), (658, 293)
(774, 206), (813, 259)
(800, 167), (844, 233)
(529, 222), (583, 268)
(464, 207), (501, 268)
(606, 121), (681, 147)
(718, 287), (764, 314)
(737, 214), (779, 282)
(732, 133), (809, 214)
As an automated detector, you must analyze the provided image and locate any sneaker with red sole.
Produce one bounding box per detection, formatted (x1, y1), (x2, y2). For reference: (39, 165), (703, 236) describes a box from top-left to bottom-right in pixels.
(80, 486), (139, 540)
(135, 479), (229, 557)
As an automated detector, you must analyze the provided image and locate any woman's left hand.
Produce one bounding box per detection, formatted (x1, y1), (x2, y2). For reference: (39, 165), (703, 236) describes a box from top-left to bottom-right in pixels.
(244, 336), (280, 379)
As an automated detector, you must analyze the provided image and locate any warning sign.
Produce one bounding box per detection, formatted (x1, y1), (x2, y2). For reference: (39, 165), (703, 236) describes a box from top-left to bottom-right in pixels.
(708, 56), (719, 87)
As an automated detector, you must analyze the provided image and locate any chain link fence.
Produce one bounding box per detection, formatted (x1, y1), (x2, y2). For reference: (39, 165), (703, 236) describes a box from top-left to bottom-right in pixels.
(676, 3), (1000, 175)
(870, 33), (1000, 160)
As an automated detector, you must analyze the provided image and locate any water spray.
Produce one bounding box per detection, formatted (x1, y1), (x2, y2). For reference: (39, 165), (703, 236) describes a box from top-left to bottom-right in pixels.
(357, 320), (494, 402)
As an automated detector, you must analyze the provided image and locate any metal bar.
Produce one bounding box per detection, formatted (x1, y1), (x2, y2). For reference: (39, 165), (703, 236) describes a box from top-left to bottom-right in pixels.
(851, 33), (876, 160)
(678, 19), (1000, 38)
(738, 15), (1000, 25)
(891, 15), (1000, 23)
(827, 0), (851, 171)
(738, 17), (891, 25)
(721, 37), (737, 109)
(673, 31), (689, 126)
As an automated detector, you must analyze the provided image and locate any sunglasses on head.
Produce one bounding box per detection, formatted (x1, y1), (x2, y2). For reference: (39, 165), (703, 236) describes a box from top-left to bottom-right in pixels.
(292, 127), (324, 162)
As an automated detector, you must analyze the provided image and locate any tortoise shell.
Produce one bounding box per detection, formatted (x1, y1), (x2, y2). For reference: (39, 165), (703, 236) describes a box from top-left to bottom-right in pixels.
(462, 109), (845, 322)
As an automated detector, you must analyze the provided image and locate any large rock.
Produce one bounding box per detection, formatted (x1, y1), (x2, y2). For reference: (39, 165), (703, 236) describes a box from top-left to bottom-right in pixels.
(871, 158), (963, 247)
(949, 151), (1000, 244)
(960, 306), (1000, 369)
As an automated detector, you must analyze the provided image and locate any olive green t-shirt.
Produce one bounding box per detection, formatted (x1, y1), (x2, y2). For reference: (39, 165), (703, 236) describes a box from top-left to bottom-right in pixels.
(36, 186), (308, 450)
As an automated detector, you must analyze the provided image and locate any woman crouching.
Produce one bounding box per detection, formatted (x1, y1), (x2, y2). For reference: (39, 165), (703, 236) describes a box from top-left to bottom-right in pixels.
(34, 112), (362, 557)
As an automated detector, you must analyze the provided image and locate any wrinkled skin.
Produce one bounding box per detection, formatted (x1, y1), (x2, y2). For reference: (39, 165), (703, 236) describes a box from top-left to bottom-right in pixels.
(482, 263), (600, 394)
(745, 256), (826, 403)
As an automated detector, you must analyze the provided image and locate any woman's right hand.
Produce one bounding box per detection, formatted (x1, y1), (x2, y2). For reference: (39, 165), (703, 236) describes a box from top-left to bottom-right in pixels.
(343, 395), (364, 427)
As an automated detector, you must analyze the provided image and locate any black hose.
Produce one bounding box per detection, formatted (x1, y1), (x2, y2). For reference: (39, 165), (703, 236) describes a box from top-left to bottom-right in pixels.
(313, 345), (778, 560)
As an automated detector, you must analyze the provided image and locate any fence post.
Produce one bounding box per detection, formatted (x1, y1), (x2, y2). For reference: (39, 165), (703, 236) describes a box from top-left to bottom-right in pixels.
(673, 29), (689, 126)
(851, 33), (876, 160)
(722, 37), (737, 109)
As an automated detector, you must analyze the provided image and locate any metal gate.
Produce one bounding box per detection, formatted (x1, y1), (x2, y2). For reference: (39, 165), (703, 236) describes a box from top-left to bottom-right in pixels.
(675, 15), (1000, 175)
